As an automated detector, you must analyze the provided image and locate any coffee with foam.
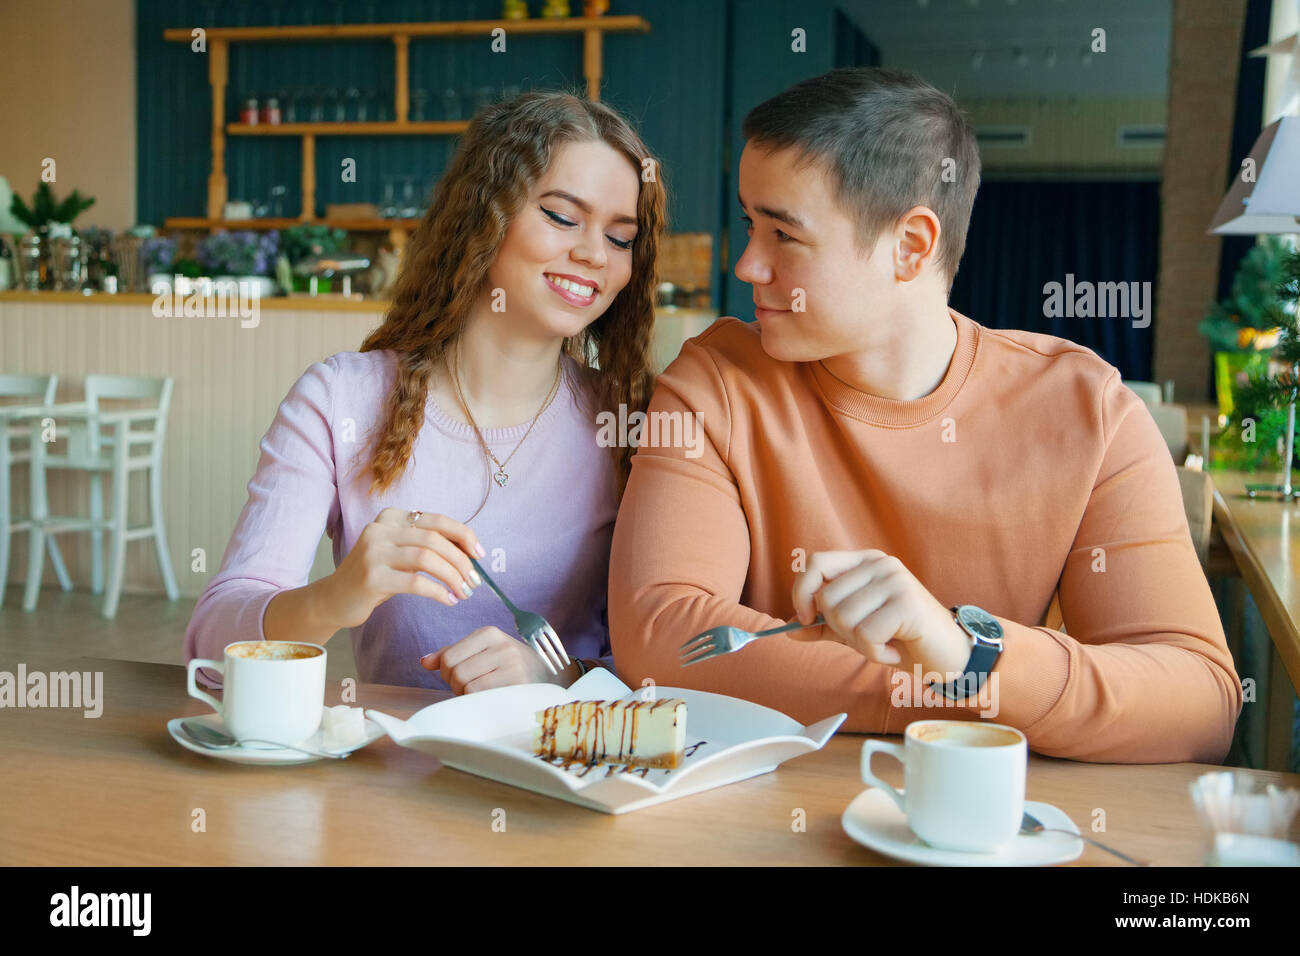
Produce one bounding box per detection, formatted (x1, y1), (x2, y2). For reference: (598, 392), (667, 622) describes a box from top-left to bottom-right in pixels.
(908, 721), (1022, 748)
(187, 641), (328, 747)
(863, 718), (1027, 852)
(226, 642), (322, 661)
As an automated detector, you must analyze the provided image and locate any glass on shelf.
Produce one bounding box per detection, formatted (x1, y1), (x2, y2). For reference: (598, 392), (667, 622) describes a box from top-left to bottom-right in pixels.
(269, 184), (287, 218)
(380, 176), (398, 219)
(441, 88), (463, 121)
(359, 88), (379, 123)
(472, 86), (495, 116)
(50, 236), (84, 292)
(399, 175), (420, 219)
(309, 87), (324, 123)
(345, 87), (362, 122)
(283, 88), (300, 123)
(376, 94), (393, 123)
(320, 89), (343, 123)
(410, 88), (429, 123)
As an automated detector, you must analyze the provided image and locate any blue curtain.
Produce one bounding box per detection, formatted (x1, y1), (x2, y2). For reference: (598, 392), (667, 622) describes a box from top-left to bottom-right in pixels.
(949, 179), (1160, 381)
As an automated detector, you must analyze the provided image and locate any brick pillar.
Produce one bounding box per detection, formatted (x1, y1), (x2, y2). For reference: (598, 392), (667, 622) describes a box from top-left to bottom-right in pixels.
(1155, 0), (1248, 400)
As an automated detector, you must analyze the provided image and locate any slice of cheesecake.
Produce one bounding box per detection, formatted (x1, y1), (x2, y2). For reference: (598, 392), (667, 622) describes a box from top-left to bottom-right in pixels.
(534, 698), (687, 769)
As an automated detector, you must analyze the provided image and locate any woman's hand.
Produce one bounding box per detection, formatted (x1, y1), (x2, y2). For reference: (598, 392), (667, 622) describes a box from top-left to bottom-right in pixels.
(316, 507), (486, 630)
(790, 549), (971, 678)
(419, 626), (579, 693)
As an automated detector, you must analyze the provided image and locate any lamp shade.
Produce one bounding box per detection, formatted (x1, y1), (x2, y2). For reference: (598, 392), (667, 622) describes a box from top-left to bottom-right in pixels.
(1208, 116), (1300, 235)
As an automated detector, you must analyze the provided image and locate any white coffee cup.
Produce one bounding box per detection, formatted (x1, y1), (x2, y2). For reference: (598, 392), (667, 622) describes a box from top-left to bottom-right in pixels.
(186, 641), (326, 746)
(861, 718), (1027, 852)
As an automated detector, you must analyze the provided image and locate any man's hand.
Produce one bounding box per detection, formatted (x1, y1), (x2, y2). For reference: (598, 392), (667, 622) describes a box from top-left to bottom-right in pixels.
(791, 550), (972, 677)
(419, 626), (578, 693)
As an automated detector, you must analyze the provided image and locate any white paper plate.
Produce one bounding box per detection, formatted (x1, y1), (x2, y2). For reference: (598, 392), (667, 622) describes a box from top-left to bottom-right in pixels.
(365, 668), (846, 813)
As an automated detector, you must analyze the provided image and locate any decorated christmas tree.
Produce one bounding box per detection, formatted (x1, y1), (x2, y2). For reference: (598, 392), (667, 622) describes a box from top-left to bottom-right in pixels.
(1221, 247), (1300, 487)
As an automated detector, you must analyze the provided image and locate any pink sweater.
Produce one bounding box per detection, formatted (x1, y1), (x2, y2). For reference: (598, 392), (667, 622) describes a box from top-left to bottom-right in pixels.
(183, 349), (618, 689)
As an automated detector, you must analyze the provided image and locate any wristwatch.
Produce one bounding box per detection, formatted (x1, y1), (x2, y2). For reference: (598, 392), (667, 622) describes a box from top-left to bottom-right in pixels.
(936, 605), (1004, 701)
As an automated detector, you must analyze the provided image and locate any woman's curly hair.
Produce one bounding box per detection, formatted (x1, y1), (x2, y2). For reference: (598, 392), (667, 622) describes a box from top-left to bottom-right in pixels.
(354, 90), (667, 500)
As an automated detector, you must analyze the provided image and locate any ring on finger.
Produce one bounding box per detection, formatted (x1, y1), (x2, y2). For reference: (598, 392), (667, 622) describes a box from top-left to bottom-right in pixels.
(406, 510), (423, 527)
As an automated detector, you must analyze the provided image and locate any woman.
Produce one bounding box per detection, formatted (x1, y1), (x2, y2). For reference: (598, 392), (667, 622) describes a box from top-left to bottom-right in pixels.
(184, 90), (666, 694)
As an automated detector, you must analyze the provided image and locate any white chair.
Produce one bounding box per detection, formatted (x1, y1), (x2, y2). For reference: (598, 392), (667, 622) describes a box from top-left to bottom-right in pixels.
(27, 374), (179, 617)
(0, 373), (75, 607)
(1123, 380), (1164, 408)
(1149, 403), (1190, 463)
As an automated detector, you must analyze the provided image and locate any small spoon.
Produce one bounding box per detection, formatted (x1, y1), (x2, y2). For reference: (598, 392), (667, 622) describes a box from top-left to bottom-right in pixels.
(180, 718), (349, 759)
(1021, 810), (1150, 865)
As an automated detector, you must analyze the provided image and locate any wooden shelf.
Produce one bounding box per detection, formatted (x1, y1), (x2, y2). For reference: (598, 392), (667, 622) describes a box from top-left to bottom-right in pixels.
(164, 217), (420, 232)
(227, 121), (470, 136)
(162, 16), (649, 43)
(163, 15), (650, 250)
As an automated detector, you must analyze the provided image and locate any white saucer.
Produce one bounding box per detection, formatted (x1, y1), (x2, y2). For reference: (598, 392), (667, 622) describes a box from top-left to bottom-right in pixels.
(168, 710), (385, 766)
(842, 788), (1084, 866)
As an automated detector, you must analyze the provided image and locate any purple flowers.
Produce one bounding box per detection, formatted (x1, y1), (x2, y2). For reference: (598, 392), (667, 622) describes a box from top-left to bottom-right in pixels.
(141, 236), (178, 274)
(196, 230), (280, 276)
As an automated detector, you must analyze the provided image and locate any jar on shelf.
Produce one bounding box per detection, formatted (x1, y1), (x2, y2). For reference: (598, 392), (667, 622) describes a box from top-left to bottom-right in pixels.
(261, 96), (281, 125)
(241, 97), (259, 125)
(19, 231), (48, 290)
(50, 235), (84, 292)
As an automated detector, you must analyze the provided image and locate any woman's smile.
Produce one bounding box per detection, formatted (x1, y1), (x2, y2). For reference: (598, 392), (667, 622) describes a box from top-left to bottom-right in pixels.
(544, 271), (599, 307)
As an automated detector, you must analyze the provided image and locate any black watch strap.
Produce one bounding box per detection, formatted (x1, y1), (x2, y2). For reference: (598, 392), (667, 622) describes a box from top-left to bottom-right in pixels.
(940, 606), (1004, 701)
(941, 641), (1000, 700)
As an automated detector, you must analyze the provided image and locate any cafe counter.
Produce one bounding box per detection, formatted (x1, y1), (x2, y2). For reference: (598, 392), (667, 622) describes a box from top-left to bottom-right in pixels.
(0, 291), (718, 599)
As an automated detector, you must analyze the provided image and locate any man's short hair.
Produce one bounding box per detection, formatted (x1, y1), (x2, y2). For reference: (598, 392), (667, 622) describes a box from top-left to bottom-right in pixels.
(742, 67), (981, 290)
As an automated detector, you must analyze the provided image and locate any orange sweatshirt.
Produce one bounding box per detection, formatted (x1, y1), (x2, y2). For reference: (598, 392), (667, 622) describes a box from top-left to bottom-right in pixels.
(608, 310), (1243, 763)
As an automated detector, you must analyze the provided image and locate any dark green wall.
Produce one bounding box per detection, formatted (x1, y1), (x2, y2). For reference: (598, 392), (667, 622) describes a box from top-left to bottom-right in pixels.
(136, 0), (868, 313)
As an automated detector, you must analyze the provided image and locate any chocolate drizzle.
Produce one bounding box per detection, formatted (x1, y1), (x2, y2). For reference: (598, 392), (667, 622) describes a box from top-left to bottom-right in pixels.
(534, 698), (687, 771)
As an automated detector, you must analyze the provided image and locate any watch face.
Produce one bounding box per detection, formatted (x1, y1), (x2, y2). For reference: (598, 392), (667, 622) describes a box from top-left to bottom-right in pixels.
(958, 606), (1004, 642)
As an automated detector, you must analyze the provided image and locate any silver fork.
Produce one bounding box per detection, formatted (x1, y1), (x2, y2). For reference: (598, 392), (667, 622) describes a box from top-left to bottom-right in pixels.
(1021, 811), (1150, 866)
(680, 614), (826, 666)
(470, 557), (570, 675)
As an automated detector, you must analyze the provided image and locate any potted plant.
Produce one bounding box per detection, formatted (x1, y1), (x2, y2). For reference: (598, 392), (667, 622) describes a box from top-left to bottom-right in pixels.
(9, 181), (96, 231)
(280, 224), (348, 293)
(196, 230), (280, 297)
(8, 181), (97, 290)
(1200, 237), (1293, 418)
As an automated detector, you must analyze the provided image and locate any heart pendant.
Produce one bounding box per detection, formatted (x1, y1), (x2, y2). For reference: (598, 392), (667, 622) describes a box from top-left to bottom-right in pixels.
(493, 470), (509, 488)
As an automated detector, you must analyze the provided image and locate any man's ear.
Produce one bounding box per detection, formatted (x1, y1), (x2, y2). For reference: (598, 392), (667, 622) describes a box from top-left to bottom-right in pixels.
(893, 206), (942, 282)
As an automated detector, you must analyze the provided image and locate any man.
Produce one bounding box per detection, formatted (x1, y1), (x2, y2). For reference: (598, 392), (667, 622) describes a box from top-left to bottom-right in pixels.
(608, 67), (1241, 763)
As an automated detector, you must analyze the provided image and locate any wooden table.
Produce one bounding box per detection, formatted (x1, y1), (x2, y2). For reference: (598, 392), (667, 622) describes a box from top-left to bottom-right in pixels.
(3, 655), (1297, 866)
(1209, 469), (1300, 771)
